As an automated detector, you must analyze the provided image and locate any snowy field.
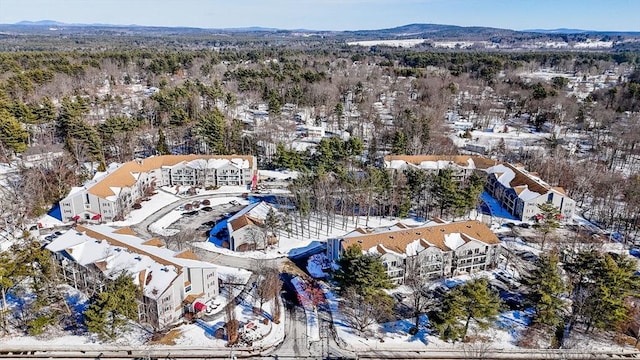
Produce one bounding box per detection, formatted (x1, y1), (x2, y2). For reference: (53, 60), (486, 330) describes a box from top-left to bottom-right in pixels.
(347, 39), (427, 48)
(195, 214), (424, 259)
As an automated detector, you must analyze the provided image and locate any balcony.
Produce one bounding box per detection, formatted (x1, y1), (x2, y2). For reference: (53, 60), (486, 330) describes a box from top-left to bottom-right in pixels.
(457, 251), (487, 260)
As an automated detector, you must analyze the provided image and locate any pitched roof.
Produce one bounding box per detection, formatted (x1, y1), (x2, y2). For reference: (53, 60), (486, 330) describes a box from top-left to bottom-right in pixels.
(229, 214), (263, 232)
(384, 155), (499, 170)
(87, 155), (255, 198)
(340, 220), (500, 256)
(384, 155), (568, 199)
(46, 224), (216, 300)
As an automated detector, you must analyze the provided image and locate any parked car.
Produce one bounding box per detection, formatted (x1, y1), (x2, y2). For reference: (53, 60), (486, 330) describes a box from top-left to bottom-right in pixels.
(201, 206), (213, 212)
(182, 210), (199, 217)
(54, 231), (64, 236)
(516, 250), (538, 262)
(201, 220), (216, 227)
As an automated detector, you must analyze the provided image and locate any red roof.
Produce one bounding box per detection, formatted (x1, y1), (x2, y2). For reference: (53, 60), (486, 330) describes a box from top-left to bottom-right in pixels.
(194, 301), (206, 312)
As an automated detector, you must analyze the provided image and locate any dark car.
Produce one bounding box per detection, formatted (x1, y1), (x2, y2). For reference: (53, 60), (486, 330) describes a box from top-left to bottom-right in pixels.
(201, 206), (213, 212)
(54, 231), (64, 236)
(182, 210), (199, 217)
(516, 250), (539, 262)
(201, 220), (217, 227)
(519, 223), (531, 228)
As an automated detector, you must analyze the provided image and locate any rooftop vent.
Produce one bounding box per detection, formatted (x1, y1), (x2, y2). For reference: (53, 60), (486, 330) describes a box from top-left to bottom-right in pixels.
(466, 225), (472, 228)
(389, 236), (394, 239)
(161, 267), (169, 272)
(114, 248), (121, 252)
(440, 229), (446, 232)
(134, 256), (142, 261)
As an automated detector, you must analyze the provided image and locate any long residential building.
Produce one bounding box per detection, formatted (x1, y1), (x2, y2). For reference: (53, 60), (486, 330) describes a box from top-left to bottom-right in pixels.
(327, 220), (501, 284)
(46, 225), (218, 330)
(59, 154), (256, 223)
(384, 155), (575, 221)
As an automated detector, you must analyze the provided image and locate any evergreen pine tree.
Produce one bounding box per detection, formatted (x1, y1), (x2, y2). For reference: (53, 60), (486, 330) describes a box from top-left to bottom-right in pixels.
(525, 253), (566, 329)
(84, 273), (140, 340)
(333, 244), (394, 296)
(434, 279), (501, 341)
(156, 127), (170, 155)
(197, 108), (225, 154)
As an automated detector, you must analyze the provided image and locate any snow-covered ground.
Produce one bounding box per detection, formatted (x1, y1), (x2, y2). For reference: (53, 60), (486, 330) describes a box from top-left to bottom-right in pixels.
(258, 169), (299, 180)
(195, 214), (425, 259)
(347, 39), (427, 48)
(306, 253), (330, 278)
(109, 191), (180, 226)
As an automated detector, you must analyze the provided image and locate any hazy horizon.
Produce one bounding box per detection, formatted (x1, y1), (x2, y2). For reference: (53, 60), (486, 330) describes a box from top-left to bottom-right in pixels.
(1, 0), (639, 32)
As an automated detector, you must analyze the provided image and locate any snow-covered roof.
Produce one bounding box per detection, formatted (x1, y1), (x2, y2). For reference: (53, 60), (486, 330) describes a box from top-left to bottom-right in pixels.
(342, 220), (500, 257)
(46, 225), (215, 300)
(63, 155), (255, 200)
(227, 201), (276, 232)
(485, 162), (558, 201)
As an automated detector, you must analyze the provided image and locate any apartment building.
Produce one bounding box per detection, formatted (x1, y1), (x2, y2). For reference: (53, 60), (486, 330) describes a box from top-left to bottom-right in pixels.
(383, 155), (575, 221)
(59, 154), (256, 223)
(327, 220), (501, 284)
(46, 225), (218, 330)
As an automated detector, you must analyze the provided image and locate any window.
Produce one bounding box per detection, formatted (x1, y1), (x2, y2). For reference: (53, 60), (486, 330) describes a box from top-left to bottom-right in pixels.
(184, 285), (191, 293)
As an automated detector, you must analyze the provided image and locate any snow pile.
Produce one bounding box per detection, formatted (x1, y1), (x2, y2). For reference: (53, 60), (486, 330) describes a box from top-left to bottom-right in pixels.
(306, 253), (330, 278)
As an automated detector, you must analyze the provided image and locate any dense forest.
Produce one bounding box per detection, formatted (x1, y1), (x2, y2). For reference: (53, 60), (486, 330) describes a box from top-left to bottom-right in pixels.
(0, 44), (639, 235)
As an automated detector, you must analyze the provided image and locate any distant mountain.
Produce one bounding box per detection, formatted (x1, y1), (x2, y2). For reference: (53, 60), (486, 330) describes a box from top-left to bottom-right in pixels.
(15, 20), (67, 26)
(524, 28), (640, 36)
(2, 20), (639, 42)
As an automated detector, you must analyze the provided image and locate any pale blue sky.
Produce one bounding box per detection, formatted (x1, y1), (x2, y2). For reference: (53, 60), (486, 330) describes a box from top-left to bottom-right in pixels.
(0, 0), (638, 31)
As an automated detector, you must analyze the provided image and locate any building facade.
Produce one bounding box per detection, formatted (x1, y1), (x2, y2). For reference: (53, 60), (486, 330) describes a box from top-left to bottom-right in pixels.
(327, 220), (501, 284)
(226, 201), (278, 251)
(384, 155), (575, 221)
(59, 155), (256, 223)
(46, 225), (218, 330)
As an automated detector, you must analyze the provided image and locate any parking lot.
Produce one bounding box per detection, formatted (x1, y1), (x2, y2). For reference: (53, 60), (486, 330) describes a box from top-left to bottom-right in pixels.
(166, 198), (247, 240)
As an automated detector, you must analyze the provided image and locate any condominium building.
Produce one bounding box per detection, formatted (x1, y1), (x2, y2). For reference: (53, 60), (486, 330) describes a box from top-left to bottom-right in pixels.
(46, 225), (218, 330)
(327, 220), (501, 284)
(59, 155), (256, 223)
(384, 155), (575, 221)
